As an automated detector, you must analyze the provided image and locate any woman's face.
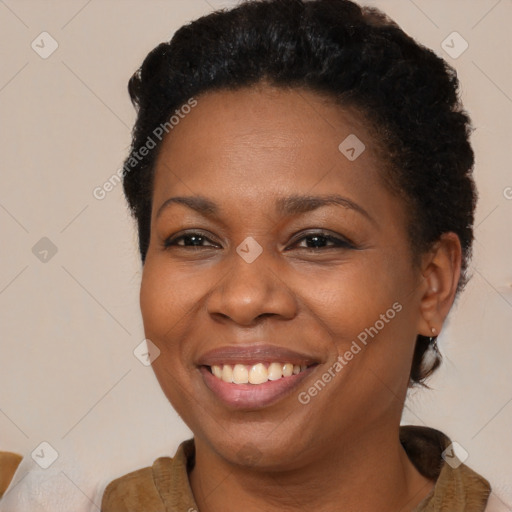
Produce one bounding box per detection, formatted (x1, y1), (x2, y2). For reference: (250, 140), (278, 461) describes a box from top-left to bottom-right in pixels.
(140, 84), (430, 468)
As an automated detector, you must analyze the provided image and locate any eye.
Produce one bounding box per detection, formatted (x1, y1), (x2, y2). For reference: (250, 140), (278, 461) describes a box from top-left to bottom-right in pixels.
(163, 231), (219, 249)
(288, 231), (355, 251)
(163, 230), (355, 251)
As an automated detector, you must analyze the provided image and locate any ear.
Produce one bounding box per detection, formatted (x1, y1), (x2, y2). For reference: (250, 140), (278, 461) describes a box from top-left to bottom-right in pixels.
(416, 232), (462, 337)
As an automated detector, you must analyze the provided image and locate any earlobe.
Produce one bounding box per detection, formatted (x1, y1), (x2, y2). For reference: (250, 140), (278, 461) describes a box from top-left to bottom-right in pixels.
(417, 232), (462, 337)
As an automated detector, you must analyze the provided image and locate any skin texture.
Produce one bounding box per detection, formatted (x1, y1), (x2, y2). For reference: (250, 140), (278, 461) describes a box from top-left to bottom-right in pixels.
(140, 83), (462, 512)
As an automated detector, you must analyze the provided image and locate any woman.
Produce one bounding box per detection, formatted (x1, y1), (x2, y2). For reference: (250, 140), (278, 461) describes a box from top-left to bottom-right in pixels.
(101, 0), (497, 510)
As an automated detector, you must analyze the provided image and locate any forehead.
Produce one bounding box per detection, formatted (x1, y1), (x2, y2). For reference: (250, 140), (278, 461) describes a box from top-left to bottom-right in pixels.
(151, 85), (395, 223)
(157, 84), (373, 157)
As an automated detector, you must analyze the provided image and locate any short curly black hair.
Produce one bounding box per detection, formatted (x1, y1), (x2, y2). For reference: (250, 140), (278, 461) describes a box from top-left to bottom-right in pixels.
(121, 0), (477, 386)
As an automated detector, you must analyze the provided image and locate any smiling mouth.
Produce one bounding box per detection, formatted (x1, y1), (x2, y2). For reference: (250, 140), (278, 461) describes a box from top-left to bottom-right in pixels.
(206, 362), (317, 385)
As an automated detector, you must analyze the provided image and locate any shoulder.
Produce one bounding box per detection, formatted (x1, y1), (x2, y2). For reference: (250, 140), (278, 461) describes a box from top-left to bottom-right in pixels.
(0, 451), (22, 498)
(100, 458), (172, 512)
(101, 438), (196, 512)
(400, 425), (497, 512)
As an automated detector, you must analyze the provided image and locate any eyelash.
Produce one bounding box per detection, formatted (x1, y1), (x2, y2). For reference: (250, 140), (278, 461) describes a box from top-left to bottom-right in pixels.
(162, 230), (355, 251)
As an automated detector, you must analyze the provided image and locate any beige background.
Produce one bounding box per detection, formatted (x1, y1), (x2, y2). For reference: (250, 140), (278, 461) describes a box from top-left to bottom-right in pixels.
(0, 0), (511, 510)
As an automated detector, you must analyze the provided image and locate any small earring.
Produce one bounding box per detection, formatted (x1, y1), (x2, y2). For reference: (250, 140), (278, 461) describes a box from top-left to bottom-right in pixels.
(429, 327), (438, 352)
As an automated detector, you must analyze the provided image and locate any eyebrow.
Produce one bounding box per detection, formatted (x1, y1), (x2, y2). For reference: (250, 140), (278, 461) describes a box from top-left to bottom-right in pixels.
(156, 194), (374, 224)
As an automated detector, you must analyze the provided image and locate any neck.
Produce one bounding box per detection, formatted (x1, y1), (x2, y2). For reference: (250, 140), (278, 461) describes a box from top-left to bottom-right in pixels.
(189, 425), (434, 512)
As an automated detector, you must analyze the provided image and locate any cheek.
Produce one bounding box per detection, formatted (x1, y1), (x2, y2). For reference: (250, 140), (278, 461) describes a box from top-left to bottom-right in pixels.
(139, 259), (193, 342)
(140, 263), (168, 334)
(139, 256), (223, 371)
(140, 255), (205, 319)
(310, 256), (417, 380)
(139, 259), (202, 402)
(304, 258), (403, 333)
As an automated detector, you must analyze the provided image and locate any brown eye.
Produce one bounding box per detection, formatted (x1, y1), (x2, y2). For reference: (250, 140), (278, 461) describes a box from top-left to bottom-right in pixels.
(164, 231), (219, 249)
(289, 231), (355, 251)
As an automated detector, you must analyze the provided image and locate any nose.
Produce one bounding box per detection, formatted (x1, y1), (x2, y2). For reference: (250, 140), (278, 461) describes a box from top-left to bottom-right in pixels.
(205, 247), (297, 326)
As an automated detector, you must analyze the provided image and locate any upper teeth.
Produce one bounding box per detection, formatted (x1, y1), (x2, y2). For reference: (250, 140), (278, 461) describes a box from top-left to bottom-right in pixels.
(211, 362), (308, 385)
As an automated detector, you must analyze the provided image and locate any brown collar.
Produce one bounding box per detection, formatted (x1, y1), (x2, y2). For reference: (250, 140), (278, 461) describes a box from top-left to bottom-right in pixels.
(101, 425), (492, 511)
(399, 425), (491, 511)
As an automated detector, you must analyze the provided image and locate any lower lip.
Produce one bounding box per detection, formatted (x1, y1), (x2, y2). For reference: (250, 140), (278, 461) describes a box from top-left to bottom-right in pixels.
(200, 365), (317, 409)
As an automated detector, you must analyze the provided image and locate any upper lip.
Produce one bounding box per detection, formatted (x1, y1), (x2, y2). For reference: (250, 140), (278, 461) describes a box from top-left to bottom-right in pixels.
(196, 344), (321, 367)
